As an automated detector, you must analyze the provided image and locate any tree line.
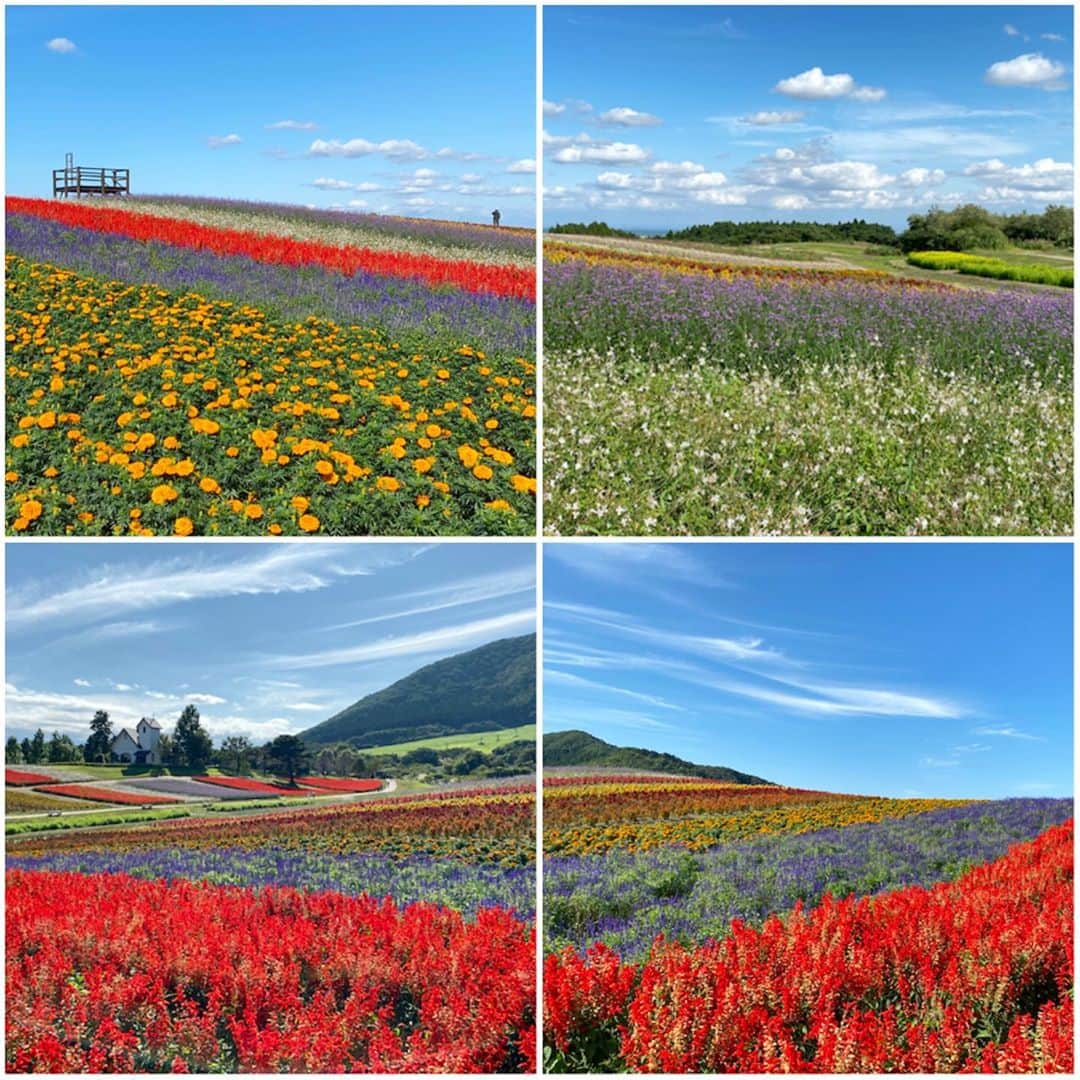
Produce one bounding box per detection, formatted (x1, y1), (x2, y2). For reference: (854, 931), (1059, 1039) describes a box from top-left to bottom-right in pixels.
(4, 707), (364, 785)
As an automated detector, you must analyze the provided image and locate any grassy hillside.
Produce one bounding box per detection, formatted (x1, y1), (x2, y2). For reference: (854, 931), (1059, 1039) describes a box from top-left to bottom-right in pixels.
(301, 634), (536, 748)
(544, 729), (771, 784)
(363, 724), (536, 757)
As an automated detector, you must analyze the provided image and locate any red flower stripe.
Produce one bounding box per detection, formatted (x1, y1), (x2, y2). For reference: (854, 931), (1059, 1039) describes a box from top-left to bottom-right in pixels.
(544, 821), (1074, 1073)
(192, 775), (311, 796)
(7, 197), (536, 302)
(5, 769), (56, 787)
(33, 784), (180, 806)
(296, 776), (384, 793)
(5, 871), (535, 1072)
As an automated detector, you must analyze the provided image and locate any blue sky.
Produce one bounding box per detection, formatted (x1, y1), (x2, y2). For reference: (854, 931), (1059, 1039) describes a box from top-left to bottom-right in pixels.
(6, 6), (536, 226)
(544, 543), (1073, 799)
(6, 542), (535, 746)
(544, 6), (1073, 228)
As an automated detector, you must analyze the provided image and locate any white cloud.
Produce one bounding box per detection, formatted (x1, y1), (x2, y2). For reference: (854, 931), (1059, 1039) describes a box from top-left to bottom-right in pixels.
(267, 609), (535, 670)
(1004, 24), (1022, 38)
(543, 99), (566, 117)
(546, 669), (685, 712)
(73, 678), (91, 688)
(310, 177), (355, 190)
(742, 110), (806, 125)
(551, 141), (651, 165)
(775, 66), (855, 99)
(898, 167), (946, 186)
(973, 725), (1047, 741)
(46, 37), (77, 53)
(309, 138), (429, 161)
(7, 546), (416, 629)
(984, 53), (1067, 89)
(187, 693), (227, 705)
(774, 66), (886, 102)
(921, 756), (961, 768)
(1042, 33), (1066, 43)
(282, 702), (326, 712)
(597, 106), (663, 127)
(507, 158), (536, 174)
(773, 193), (810, 210)
(207, 134), (242, 149)
(963, 156), (1073, 189)
(649, 160), (706, 176)
(267, 119), (317, 131)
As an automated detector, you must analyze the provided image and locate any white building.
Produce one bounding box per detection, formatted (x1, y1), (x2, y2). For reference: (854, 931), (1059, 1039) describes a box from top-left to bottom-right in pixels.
(110, 717), (162, 765)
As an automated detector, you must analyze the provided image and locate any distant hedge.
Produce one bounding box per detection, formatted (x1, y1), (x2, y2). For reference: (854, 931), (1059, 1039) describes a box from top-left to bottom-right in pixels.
(907, 251), (1072, 288)
(548, 221), (638, 239)
(665, 219), (898, 246)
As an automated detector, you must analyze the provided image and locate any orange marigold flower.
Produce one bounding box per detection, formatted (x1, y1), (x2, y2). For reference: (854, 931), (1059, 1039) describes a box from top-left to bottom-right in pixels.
(199, 477), (220, 494)
(174, 517), (194, 537)
(315, 459), (335, 477)
(291, 496), (310, 512)
(150, 484), (178, 505)
(485, 499), (513, 512)
(457, 445), (480, 469)
(511, 474), (537, 494)
(21, 500), (43, 521)
(376, 476), (401, 492)
(416, 494), (431, 508)
(472, 464), (494, 480)
(298, 513), (320, 533)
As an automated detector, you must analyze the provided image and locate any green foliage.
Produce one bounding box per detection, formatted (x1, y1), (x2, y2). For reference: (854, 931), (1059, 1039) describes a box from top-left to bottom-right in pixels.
(544, 730), (771, 784)
(907, 251), (1073, 288)
(173, 705), (213, 770)
(549, 220), (638, 239)
(265, 734), (310, 784)
(667, 218), (898, 247)
(84, 710), (113, 765)
(300, 634), (536, 748)
(6, 806), (191, 835)
(5, 736), (20, 764)
(899, 204), (1072, 253)
(47, 731), (81, 764)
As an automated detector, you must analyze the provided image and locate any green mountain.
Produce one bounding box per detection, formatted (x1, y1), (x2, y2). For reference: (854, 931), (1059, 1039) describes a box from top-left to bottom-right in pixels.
(300, 634), (535, 748)
(543, 729), (771, 784)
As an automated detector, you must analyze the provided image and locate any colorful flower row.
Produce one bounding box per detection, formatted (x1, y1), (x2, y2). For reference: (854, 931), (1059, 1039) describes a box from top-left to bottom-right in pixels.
(544, 780), (861, 827)
(6, 257), (536, 536)
(296, 776), (384, 793)
(134, 195), (536, 259)
(6, 870), (536, 1073)
(192, 775), (314, 796)
(6, 214), (536, 359)
(545, 240), (946, 290)
(544, 821), (1073, 1073)
(544, 797), (1074, 964)
(5, 768), (56, 787)
(11, 784), (536, 865)
(124, 197), (536, 268)
(9, 197), (535, 300)
(32, 783), (181, 806)
(544, 796), (971, 856)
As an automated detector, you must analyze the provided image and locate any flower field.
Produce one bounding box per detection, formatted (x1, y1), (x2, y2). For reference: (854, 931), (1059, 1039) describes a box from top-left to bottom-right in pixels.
(191, 774), (319, 796)
(5, 768), (57, 787)
(5, 197), (536, 536)
(296, 776), (384, 793)
(541, 775), (1073, 1072)
(32, 783), (180, 806)
(6, 782), (536, 1072)
(543, 244), (1072, 536)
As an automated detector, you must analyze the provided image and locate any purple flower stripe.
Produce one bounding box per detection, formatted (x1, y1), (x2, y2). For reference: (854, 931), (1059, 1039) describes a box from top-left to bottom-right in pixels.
(544, 797), (1073, 961)
(6, 213), (535, 358)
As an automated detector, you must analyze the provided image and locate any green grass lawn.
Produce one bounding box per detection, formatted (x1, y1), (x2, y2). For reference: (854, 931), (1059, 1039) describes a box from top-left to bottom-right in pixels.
(362, 724), (536, 757)
(6, 805), (192, 836)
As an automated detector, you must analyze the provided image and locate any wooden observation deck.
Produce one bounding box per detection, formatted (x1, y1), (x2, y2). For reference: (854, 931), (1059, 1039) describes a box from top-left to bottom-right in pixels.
(52, 154), (130, 198)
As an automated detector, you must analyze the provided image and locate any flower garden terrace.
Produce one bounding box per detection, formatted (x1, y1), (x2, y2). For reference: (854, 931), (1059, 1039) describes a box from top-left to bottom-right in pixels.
(7, 782), (535, 865)
(543, 820), (1073, 1073)
(542, 242), (1071, 537)
(6, 259), (536, 536)
(7, 872), (536, 1073)
(542, 775), (975, 855)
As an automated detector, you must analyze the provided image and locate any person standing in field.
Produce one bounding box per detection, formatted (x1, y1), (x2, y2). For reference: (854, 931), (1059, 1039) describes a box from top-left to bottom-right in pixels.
(491, 209), (501, 227)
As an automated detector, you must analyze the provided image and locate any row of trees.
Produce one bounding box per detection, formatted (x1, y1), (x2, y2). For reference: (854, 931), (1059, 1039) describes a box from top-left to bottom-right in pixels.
(6, 708), (326, 784)
(666, 218), (899, 246)
(898, 204), (1073, 252)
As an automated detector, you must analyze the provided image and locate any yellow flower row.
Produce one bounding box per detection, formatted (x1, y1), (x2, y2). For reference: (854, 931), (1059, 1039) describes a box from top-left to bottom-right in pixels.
(6, 257), (536, 536)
